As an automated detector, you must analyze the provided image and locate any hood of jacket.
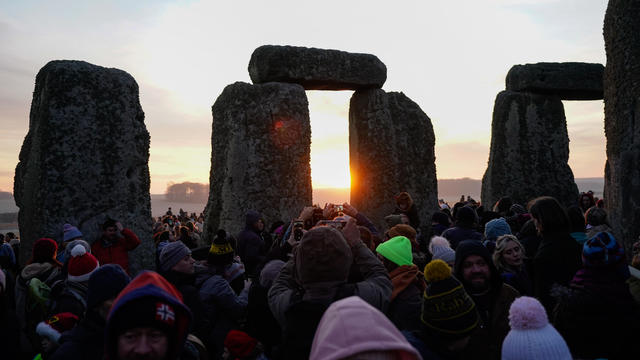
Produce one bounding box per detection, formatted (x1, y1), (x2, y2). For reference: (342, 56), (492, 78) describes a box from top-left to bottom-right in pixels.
(309, 296), (422, 360)
(21, 262), (58, 282)
(245, 210), (262, 230)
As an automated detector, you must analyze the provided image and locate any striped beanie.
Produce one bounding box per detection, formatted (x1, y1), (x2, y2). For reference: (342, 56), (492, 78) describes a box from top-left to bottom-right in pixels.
(421, 259), (479, 339)
(583, 231), (625, 267)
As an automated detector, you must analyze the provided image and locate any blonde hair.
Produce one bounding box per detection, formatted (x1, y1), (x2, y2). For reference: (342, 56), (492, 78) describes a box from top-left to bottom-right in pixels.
(492, 234), (524, 272)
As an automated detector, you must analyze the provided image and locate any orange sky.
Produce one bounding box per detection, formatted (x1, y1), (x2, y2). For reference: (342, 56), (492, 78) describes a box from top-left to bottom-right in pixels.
(0, 1), (608, 195)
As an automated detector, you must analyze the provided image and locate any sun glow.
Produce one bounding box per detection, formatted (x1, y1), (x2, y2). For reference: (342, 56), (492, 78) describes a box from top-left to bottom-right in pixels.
(308, 91), (352, 190)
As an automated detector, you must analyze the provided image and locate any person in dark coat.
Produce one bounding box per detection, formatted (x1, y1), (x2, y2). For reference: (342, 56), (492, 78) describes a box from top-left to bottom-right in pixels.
(393, 192), (421, 231)
(195, 231), (249, 359)
(431, 211), (451, 236)
(376, 236), (426, 331)
(454, 240), (519, 360)
(237, 210), (267, 279)
(49, 264), (130, 360)
(159, 241), (210, 345)
(528, 196), (582, 313)
(245, 259), (286, 359)
(268, 219), (392, 360)
(441, 206), (482, 249)
(553, 232), (640, 359)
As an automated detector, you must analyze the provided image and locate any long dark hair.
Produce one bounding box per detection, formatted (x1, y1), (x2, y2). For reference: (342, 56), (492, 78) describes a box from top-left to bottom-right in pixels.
(528, 196), (570, 235)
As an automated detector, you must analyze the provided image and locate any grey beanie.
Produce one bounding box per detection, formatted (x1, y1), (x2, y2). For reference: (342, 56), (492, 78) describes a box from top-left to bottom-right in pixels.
(159, 241), (191, 272)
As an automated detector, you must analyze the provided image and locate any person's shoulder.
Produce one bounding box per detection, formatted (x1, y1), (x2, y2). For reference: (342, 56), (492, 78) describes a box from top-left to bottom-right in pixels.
(500, 283), (520, 301)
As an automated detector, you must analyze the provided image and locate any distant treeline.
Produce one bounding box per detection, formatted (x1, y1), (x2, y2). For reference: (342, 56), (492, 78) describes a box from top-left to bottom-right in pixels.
(0, 212), (18, 223)
(165, 182), (209, 202)
(437, 178), (481, 197)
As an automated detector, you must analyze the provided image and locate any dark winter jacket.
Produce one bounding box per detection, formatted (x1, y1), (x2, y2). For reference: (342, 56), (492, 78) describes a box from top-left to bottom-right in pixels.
(532, 231), (581, 313)
(268, 241), (392, 359)
(387, 278), (423, 331)
(237, 210), (266, 278)
(0, 269), (19, 360)
(454, 240), (519, 360)
(91, 228), (140, 274)
(553, 267), (640, 359)
(195, 263), (249, 358)
(441, 226), (482, 249)
(246, 281), (282, 356)
(499, 268), (532, 296)
(162, 270), (211, 342)
(49, 310), (105, 360)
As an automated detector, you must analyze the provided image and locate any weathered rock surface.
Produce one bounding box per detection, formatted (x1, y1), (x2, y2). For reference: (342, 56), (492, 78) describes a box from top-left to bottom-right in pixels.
(203, 82), (311, 239)
(506, 62), (604, 100)
(248, 45), (387, 90)
(603, 0), (640, 252)
(14, 60), (153, 272)
(349, 89), (438, 234)
(481, 90), (578, 208)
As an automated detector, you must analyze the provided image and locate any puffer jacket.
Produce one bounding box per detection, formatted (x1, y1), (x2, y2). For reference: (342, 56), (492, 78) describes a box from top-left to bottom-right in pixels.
(195, 263), (249, 359)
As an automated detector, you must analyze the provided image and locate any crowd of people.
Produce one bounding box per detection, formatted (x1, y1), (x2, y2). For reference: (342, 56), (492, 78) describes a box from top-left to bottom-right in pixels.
(0, 191), (639, 360)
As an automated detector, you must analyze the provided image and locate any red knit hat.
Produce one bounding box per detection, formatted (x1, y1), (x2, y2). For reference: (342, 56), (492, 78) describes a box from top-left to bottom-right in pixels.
(67, 244), (99, 282)
(32, 238), (58, 263)
(36, 312), (79, 344)
(224, 330), (258, 358)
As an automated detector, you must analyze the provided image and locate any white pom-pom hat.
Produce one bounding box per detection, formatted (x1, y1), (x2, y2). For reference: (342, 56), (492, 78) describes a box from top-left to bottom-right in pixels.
(502, 296), (572, 360)
(67, 244), (99, 282)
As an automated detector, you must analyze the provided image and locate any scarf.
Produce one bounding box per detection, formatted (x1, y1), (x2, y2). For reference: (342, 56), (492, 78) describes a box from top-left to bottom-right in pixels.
(389, 264), (425, 301)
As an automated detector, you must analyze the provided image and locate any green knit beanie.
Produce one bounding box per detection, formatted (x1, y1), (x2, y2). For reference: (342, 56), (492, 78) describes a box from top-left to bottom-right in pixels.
(376, 236), (413, 266)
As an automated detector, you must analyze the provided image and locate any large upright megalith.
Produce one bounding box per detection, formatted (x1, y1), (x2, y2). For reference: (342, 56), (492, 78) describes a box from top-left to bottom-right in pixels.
(481, 90), (579, 208)
(350, 89), (438, 235)
(249, 45), (387, 90)
(203, 82), (312, 238)
(14, 60), (153, 272)
(603, 0), (640, 251)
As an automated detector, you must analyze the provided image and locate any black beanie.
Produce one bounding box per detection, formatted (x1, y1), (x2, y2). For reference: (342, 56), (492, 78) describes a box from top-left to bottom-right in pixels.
(87, 264), (131, 309)
(453, 240), (501, 288)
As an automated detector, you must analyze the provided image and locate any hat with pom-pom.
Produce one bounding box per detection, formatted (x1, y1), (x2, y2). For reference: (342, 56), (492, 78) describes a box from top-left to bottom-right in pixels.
(376, 236), (413, 266)
(583, 231), (625, 268)
(36, 312), (79, 344)
(67, 244), (99, 282)
(502, 296), (572, 360)
(421, 259), (479, 339)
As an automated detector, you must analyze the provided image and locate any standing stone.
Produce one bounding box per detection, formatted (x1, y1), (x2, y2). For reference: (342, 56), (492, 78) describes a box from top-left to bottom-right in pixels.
(203, 82), (311, 239)
(249, 45), (387, 90)
(506, 62), (605, 100)
(603, 0), (640, 252)
(14, 60), (152, 272)
(349, 89), (438, 235)
(481, 90), (579, 208)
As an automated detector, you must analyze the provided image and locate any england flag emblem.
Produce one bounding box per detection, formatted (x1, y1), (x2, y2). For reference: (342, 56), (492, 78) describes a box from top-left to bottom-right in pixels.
(156, 303), (175, 324)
